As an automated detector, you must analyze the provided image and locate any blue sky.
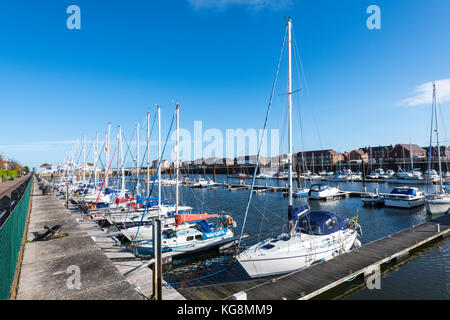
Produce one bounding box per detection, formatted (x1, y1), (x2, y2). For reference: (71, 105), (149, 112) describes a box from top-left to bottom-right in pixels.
(0, 0), (449, 168)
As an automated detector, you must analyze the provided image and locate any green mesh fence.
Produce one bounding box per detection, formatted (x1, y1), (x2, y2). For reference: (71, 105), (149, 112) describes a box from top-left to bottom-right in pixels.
(0, 178), (32, 300)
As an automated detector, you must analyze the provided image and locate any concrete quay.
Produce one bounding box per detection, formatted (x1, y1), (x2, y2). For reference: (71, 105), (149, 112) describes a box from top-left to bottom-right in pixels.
(15, 178), (184, 300)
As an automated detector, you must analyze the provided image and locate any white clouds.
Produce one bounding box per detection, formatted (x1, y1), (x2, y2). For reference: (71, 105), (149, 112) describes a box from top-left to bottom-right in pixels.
(187, 0), (291, 11)
(399, 79), (450, 106)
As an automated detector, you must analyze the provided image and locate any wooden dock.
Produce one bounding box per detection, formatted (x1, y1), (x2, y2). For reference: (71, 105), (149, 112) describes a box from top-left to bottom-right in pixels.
(175, 214), (450, 300)
(219, 182), (369, 200)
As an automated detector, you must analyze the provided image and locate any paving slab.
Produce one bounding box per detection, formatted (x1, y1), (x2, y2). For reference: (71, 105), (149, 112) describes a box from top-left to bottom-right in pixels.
(16, 179), (143, 300)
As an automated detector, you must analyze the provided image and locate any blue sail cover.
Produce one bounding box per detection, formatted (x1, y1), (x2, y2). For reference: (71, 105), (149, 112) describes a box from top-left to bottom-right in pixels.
(195, 220), (212, 233)
(136, 195), (160, 205)
(298, 211), (347, 235)
(390, 188), (416, 196)
(105, 188), (120, 195)
(195, 220), (227, 239)
(288, 205), (309, 221)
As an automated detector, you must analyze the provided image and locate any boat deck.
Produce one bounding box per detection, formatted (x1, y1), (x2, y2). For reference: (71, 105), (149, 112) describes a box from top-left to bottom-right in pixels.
(175, 214), (450, 300)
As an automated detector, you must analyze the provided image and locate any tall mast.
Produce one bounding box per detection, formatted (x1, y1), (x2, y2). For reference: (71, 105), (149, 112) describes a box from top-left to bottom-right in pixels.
(409, 139), (413, 171)
(82, 134), (86, 184)
(175, 103), (180, 215)
(94, 132), (98, 186)
(157, 105), (161, 207)
(146, 112), (150, 198)
(105, 123), (111, 188)
(118, 126), (125, 195)
(287, 18), (293, 208)
(136, 122), (140, 193)
(433, 83), (443, 189)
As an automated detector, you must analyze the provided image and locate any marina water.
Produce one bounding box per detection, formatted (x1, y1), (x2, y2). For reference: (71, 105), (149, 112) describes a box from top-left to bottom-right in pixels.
(116, 174), (448, 299)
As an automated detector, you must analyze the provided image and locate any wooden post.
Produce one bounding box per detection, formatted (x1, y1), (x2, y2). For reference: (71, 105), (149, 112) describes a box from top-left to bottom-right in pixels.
(213, 163), (216, 182)
(65, 184), (69, 208)
(152, 218), (162, 300)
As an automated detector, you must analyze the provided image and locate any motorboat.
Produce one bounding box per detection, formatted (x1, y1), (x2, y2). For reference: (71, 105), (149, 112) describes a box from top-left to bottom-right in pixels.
(309, 183), (341, 200)
(191, 178), (216, 188)
(384, 186), (425, 208)
(361, 191), (384, 207)
(132, 213), (236, 255)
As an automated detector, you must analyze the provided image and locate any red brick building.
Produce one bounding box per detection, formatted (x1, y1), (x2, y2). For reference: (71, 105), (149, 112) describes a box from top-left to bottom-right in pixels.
(388, 144), (426, 160)
(296, 149), (343, 166)
(348, 149), (368, 163)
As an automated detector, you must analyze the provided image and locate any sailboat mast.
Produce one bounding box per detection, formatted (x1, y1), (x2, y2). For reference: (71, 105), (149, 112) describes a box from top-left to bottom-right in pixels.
(158, 105), (161, 207)
(82, 134), (86, 184)
(146, 112), (150, 198)
(136, 122), (140, 192)
(94, 132), (98, 186)
(287, 18), (293, 208)
(119, 126), (125, 194)
(175, 103), (180, 215)
(106, 123), (111, 188)
(409, 139), (414, 171)
(433, 83), (443, 189)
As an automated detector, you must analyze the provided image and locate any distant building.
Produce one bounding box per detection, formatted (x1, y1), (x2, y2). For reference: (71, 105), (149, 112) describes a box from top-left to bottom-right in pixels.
(235, 155), (258, 166)
(342, 152), (350, 162)
(172, 160), (183, 168)
(152, 160), (170, 169)
(1, 160), (8, 169)
(296, 149), (343, 166)
(221, 158), (234, 166)
(203, 157), (219, 166)
(193, 158), (204, 167)
(424, 145), (450, 158)
(348, 149), (368, 163)
(388, 144), (426, 160)
(361, 145), (394, 163)
(38, 163), (57, 174)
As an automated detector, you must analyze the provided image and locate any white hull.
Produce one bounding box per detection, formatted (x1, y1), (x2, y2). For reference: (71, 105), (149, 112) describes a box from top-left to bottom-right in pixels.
(384, 198), (425, 208)
(309, 188), (340, 200)
(387, 178), (427, 185)
(425, 199), (450, 215)
(237, 231), (357, 278)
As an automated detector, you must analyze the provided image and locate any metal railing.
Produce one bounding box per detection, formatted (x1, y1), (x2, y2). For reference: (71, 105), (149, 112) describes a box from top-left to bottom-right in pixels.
(0, 175), (32, 299)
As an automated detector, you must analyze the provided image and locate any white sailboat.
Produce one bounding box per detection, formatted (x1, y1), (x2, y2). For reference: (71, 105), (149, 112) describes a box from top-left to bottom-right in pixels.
(425, 83), (450, 214)
(236, 18), (361, 278)
(131, 104), (236, 255)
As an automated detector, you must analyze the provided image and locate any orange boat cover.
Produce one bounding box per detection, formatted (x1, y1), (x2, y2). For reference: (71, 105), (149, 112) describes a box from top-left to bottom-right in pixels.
(175, 214), (219, 226)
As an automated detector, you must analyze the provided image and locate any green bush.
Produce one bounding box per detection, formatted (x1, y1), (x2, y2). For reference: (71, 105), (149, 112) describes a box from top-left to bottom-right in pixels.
(7, 170), (17, 178)
(0, 169), (17, 182)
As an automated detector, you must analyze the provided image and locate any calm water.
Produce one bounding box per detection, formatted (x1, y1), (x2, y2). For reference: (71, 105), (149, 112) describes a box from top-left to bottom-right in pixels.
(118, 174), (449, 299)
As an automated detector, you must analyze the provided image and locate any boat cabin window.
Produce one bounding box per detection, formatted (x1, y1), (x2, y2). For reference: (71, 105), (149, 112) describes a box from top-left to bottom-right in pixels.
(186, 236), (194, 241)
(195, 234), (203, 240)
(325, 218), (338, 229)
(163, 229), (177, 238)
(311, 184), (328, 192)
(299, 220), (323, 235)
